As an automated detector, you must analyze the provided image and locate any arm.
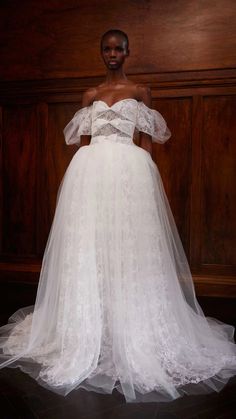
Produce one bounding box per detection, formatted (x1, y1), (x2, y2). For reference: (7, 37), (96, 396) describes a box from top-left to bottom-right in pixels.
(79, 88), (96, 147)
(137, 85), (153, 155)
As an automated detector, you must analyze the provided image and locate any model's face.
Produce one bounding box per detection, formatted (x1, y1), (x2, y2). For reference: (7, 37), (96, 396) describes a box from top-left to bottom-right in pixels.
(101, 35), (129, 70)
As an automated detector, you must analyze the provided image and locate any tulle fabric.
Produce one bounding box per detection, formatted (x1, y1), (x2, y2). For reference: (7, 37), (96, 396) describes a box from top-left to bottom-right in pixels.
(136, 101), (171, 143)
(0, 100), (236, 403)
(63, 106), (92, 145)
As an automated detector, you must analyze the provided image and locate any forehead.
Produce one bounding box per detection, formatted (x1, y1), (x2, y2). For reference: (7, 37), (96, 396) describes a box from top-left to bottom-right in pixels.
(101, 34), (127, 47)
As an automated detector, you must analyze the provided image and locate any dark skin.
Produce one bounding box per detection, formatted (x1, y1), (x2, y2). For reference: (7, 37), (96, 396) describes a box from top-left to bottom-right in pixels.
(80, 34), (153, 155)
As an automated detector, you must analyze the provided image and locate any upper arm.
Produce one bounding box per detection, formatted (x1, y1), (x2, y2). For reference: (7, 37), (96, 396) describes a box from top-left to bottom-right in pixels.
(136, 85), (153, 153)
(81, 87), (97, 107)
(80, 88), (96, 146)
(136, 85), (152, 107)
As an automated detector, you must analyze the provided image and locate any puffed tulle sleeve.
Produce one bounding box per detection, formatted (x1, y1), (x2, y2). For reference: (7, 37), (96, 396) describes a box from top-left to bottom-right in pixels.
(136, 102), (171, 144)
(63, 106), (92, 146)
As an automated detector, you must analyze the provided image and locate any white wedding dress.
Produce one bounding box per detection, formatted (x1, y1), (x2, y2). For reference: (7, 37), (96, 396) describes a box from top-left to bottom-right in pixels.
(0, 99), (236, 403)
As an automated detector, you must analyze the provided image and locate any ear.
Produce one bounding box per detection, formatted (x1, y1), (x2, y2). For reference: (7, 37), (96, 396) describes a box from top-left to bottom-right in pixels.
(126, 48), (130, 57)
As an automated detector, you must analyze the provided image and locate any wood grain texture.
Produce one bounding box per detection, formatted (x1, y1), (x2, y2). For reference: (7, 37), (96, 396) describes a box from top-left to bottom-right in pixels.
(0, 107), (2, 255)
(189, 95), (203, 269)
(2, 105), (38, 257)
(201, 95), (236, 270)
(0, 0), (236, 81)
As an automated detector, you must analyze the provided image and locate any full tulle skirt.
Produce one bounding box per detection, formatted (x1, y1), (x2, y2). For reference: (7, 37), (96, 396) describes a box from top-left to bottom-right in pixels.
(0, 141), (236, 403)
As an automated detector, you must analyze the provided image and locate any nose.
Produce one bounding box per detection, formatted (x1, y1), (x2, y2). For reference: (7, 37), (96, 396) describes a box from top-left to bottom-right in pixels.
(110, 48), (116, 58)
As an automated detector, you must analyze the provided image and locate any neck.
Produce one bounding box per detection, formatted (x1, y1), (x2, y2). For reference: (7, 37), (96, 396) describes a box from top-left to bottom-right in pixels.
(105, 68), (127, 84)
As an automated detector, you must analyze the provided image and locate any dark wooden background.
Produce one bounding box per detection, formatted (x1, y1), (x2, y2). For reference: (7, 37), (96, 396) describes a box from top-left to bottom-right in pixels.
(0, 0), (236, 323)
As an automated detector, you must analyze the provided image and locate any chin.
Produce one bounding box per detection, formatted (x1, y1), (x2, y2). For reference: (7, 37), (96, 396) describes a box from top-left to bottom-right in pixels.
(108, 65), (120, 70)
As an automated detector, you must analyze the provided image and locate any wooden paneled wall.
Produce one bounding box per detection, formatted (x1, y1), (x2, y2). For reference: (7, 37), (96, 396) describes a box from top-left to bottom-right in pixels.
(1, 0), (236, 80)
(0, 0), (236, 304)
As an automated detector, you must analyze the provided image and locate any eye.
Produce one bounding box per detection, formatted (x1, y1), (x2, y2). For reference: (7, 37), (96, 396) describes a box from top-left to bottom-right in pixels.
(102, 46), (110, 53)
(115, 46), (124, 52)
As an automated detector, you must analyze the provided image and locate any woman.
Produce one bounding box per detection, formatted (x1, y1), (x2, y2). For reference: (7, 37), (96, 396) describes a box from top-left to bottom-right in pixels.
(0, 29), (236, 403)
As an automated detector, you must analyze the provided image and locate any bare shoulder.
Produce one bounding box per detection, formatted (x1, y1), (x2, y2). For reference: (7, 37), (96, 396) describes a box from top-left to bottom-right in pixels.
(136, 84), (152, 107)
(81, 87), (97, 107)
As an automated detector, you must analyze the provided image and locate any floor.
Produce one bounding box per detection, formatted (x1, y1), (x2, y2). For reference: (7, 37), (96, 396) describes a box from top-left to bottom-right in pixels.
(0, 294), (236, 418)
(0, 368), (236, 419)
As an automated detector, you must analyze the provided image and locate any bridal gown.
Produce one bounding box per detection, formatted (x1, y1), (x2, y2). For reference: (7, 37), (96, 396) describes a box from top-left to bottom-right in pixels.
(0, 98), (236, 403)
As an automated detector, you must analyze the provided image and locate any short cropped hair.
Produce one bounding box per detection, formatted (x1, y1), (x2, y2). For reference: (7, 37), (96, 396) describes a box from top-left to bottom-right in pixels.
(100, 29), (129, 50)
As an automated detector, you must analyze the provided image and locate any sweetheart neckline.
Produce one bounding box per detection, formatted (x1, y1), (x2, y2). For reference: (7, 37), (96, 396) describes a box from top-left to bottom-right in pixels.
(92, 98), (139, 108)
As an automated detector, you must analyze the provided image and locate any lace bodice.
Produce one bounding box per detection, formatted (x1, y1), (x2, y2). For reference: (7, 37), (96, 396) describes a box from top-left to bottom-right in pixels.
(64, 99), (171, 146)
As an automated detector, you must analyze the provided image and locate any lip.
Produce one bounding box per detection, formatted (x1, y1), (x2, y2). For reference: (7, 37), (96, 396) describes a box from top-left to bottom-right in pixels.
(108, 60), (118, 64)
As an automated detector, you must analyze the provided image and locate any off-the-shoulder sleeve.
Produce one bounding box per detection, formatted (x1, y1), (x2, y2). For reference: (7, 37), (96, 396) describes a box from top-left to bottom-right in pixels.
(63, 106), (92, 146)
(136, 102), (171, 144)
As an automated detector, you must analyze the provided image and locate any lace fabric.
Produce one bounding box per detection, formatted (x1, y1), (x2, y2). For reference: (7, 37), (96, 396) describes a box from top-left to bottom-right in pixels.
(63, 99), (171, 146)
(136, 102), (171, 143)
(63, 106), (92, 145)
(0, 99), (236, 403)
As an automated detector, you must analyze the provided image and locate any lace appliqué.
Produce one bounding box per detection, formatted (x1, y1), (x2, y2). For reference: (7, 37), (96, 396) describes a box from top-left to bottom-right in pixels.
(91, 105), (136, 145)
(136, 102), (171, 144)
(63, 100), (171, 148)
(63, 107), (92, 146)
